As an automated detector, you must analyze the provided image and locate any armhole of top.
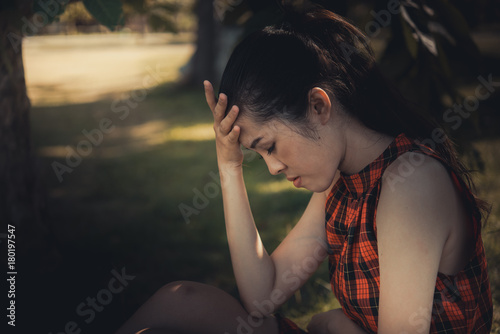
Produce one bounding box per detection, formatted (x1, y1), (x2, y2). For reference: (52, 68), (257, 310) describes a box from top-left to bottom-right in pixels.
(448, 170), (481, 246)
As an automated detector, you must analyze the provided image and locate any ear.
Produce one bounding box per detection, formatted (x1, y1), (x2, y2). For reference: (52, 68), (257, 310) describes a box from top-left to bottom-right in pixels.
(308, 87), (332, 125)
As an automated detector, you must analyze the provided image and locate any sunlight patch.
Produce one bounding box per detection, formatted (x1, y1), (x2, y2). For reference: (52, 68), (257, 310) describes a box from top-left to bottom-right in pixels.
(255, 179), (305, 194)
(37, 146), (68, 158)
(37, 122), (214, 159)
(166, 123), (214, 141)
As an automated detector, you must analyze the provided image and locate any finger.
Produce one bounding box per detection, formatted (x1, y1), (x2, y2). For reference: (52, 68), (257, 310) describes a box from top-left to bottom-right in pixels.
(203, 80), (216, 112)
(227, 125), (240, 144)
(213, 93), (228, 123)
(219, 105), (239, 134)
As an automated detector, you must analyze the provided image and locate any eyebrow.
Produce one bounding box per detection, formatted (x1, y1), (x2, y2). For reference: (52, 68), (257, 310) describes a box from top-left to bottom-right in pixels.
(250, 137), (263, 149)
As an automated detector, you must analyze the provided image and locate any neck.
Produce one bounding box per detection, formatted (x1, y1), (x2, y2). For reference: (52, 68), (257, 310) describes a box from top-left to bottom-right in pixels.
(338, 120), (394, 175)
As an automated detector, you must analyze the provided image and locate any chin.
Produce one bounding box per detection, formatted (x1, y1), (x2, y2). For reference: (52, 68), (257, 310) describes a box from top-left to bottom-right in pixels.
(309, 183), (330, 193)
(310, 176), (338, 193)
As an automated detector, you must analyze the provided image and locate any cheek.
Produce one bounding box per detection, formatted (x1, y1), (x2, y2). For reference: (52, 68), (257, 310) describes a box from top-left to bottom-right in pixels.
(312, 157), (339, 189)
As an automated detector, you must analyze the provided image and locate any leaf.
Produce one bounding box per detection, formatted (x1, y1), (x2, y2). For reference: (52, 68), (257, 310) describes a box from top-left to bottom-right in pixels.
(148, 13), (178, 33)
(32, 0), (69, 26)
(147, 3), (180, 33)
(83, 0), (124, 31)
(121, 0), (147, 14)
(400, 14), (419, 59)
(152, 2), (181, 14)
(399, 3), (438, 56)
(432, 0), (480, 63)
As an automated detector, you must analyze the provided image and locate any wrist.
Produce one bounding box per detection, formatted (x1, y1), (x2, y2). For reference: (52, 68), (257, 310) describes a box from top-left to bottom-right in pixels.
(218, 164), (243, 181)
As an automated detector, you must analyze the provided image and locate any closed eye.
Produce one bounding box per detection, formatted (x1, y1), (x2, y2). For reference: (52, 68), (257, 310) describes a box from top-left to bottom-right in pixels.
(267, 143), (275, 156)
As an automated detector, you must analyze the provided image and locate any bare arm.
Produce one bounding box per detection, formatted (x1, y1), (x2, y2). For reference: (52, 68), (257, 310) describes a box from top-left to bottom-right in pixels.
(205, 81), (330, 316)
(377, 153), (458, 333)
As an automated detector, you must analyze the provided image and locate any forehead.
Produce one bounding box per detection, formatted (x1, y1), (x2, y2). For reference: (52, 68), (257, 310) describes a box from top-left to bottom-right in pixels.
(235, 117), (276, 148)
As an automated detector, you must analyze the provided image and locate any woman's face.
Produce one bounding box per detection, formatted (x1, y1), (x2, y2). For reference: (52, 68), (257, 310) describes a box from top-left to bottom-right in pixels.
(235, 116), (344, 193)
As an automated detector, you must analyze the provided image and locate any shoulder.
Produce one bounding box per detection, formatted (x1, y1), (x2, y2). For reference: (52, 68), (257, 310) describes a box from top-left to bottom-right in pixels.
(377, 152), (456, 241)
(381, 151), (451, 197)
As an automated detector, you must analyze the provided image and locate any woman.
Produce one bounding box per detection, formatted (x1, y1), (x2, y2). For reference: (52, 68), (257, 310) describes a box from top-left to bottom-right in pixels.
(117, 7), (492, 334)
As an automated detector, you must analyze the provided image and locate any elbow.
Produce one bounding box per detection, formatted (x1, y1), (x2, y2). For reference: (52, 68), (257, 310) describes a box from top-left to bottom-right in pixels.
(242, 299), (275, 318)
(241, 288), (288, 318)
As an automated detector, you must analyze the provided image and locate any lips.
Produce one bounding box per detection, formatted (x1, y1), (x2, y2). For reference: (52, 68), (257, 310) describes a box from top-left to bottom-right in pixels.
(287, 176), (301, 188)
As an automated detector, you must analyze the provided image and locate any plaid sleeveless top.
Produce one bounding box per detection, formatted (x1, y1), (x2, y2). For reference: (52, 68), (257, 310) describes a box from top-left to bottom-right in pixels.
(325, 133), (492, 333)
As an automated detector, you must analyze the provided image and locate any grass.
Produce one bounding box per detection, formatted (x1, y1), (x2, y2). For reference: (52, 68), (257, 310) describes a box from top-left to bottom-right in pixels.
(469, 139), (500, 332)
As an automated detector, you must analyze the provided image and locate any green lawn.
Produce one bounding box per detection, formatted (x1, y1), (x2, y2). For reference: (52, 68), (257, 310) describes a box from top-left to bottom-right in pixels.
(29, 83), (499, 332)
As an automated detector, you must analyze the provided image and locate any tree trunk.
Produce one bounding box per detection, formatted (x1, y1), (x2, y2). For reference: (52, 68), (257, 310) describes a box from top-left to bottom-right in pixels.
(0, 13), (47, 257)
(187, 0), (219, 86)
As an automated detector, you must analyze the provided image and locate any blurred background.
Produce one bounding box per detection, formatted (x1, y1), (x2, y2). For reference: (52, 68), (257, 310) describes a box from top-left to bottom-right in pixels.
(1, 0), (499, 332)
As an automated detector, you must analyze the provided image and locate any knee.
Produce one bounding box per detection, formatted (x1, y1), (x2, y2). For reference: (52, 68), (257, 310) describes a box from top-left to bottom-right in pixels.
(161, 280), (198, 295)
(153, 281), (203, 303)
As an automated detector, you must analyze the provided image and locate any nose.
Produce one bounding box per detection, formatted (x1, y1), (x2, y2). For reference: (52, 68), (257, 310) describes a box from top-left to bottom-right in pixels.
(263, 155), (286, 176)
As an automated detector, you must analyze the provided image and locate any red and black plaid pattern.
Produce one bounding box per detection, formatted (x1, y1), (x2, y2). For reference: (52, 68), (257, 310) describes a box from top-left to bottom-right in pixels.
(325, 133), (492, 333)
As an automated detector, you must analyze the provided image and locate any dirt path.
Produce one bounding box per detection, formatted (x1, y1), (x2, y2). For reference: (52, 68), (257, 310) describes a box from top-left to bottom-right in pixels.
(23, 33), (194, 106)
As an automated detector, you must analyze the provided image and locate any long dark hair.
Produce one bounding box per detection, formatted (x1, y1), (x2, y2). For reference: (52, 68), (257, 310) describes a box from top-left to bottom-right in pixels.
(218, 6), (489, 220)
